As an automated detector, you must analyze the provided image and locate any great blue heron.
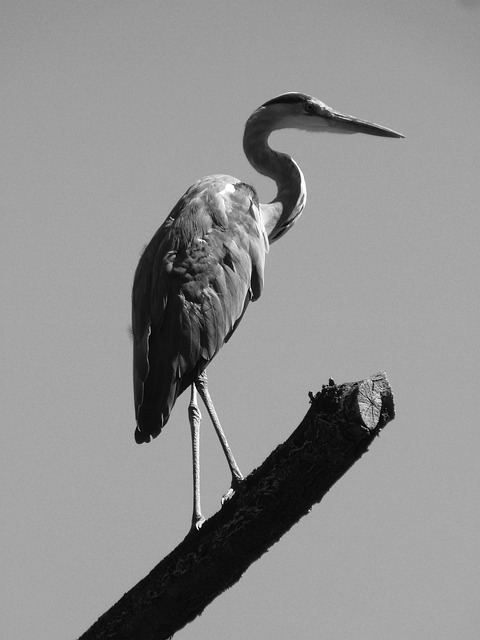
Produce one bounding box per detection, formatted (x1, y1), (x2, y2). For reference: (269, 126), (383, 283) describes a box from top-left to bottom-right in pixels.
(132, 92), (403, 529)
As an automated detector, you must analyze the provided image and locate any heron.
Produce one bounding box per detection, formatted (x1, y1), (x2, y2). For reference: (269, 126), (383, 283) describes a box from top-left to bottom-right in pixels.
(132, 92), (403, 530)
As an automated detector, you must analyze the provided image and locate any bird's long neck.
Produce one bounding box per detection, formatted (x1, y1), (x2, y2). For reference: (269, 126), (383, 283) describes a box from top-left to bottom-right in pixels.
(243, 109), (306, 244)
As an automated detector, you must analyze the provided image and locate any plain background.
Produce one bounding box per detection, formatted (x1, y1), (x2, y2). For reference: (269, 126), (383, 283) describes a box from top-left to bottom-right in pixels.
(2, 1), (480, 638)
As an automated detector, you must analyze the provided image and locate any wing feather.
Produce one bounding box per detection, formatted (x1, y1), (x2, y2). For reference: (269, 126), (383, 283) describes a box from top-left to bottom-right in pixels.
(132, 175), (269, 442)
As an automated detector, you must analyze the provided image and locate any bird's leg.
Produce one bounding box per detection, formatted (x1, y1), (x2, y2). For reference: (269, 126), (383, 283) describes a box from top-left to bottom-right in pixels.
(188, 383), (205, 530)
(195, 371), (244, 503)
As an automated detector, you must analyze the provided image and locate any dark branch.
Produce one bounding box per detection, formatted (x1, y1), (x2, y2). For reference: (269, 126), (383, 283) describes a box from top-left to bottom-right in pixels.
(79, 372), (395, 640)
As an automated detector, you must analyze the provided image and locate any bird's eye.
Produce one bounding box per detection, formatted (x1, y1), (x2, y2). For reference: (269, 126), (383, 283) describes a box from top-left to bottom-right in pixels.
(304, 101), (315, 113)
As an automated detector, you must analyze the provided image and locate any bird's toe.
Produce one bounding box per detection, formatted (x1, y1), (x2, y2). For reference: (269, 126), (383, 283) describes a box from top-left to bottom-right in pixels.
(221, 487), (236, 504)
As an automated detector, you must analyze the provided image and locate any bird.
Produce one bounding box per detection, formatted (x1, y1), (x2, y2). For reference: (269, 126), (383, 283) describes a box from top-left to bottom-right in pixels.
(131, 92), (403, 530)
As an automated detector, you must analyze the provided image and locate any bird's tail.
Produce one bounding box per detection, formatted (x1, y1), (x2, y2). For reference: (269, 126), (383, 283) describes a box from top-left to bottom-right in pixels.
(134, 361), (182, 443)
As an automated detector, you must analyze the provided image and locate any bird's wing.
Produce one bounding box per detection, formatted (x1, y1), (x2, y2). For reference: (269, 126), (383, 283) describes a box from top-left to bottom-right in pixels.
(132, 176), (269, 441)
(131, 191), (193, 417)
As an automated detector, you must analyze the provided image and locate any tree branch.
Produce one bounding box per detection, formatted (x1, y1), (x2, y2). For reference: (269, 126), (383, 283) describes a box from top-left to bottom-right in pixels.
(79, 372), (395, 640)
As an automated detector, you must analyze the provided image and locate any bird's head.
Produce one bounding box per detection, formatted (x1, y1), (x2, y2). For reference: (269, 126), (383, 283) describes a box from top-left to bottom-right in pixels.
(258, 92), (404, 138)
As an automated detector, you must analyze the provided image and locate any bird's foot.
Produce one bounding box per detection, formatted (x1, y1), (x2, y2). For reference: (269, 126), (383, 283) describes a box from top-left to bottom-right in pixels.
(221, 475), (243, 505)
(191, 513), (206, 532)
(221, 487), (235, 504)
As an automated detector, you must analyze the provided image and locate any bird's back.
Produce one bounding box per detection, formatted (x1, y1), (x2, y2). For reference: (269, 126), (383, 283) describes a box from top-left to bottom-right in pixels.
(132, 175), (269, 443)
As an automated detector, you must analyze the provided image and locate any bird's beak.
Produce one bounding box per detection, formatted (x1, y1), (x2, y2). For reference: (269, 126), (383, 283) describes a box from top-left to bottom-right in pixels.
(325, 109), (404, 138)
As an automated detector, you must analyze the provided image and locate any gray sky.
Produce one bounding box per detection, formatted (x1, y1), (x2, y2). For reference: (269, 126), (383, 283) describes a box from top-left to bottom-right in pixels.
(2, 1), (480, 638)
